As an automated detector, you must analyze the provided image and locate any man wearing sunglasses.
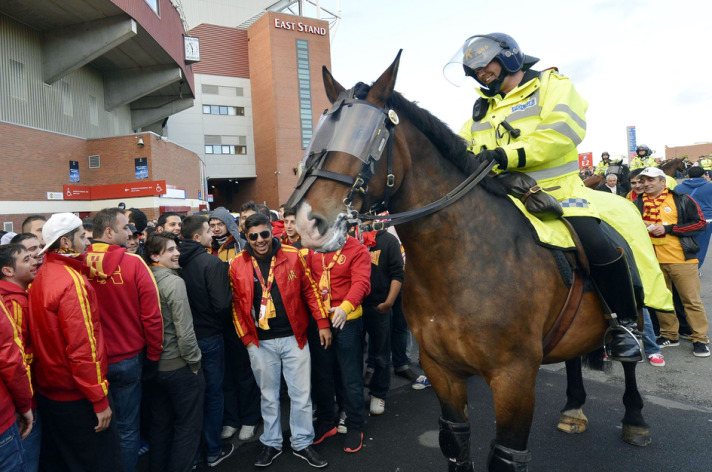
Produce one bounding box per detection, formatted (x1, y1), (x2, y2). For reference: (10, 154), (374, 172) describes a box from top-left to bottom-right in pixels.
(229, 214), (332, 468)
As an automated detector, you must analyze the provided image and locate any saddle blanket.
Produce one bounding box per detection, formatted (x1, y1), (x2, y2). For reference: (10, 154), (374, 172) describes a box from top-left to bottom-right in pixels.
(508, 190), (674, 312)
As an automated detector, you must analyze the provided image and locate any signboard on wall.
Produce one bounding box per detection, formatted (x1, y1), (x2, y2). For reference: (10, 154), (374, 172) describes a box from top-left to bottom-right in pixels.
(135, 158), (148, 179)
(69, 161), (80, 182)
(63, 180), (166, 200)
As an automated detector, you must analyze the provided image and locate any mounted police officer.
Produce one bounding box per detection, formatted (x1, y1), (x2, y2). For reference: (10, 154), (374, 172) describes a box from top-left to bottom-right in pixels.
(630, 144), (656, 170)
(595, 152), (611, 175)
(444, 33), (642, 360)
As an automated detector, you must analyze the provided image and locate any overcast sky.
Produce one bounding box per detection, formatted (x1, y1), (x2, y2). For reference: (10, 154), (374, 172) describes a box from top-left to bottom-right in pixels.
(319, 0), (711, 164)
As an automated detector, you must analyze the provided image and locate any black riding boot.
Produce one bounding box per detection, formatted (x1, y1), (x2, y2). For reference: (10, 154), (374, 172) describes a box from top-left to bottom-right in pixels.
(487, 441), (531, 472)
(438, 417), (475, 472)
(590, 250), (644, 362)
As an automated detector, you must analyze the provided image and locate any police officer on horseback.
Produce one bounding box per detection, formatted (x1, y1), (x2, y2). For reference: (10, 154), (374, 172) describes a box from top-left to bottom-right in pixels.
(631, 144), (656, 170)
(595, 152), (611, 176)
(444, 33), (642, 364)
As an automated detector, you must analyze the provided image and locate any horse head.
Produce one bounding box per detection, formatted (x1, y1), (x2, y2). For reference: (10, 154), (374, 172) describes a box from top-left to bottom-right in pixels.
(286, 52), (408, 252)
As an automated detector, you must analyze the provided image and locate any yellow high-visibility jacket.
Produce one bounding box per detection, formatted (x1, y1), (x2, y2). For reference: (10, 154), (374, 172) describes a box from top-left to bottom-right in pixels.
(630, 156), (656, 170)
(459, 68), (594, 218)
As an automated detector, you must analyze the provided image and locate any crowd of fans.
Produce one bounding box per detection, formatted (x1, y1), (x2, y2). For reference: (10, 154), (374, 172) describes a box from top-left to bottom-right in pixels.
(1, 155), (710, 471)
(0, 200), (426, 472)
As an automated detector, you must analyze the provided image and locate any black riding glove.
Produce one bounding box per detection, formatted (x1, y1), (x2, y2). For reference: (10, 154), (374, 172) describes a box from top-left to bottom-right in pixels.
(476, 148), (508, 169)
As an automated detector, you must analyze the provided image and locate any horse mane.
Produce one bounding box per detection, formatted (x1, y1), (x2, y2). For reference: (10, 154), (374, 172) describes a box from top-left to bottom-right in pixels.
(352, 82), (507, 198)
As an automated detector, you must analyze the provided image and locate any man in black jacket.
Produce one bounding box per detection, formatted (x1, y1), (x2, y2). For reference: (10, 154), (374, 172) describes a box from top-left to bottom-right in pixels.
(360, 229), (405, 416)
(634, 167), (709, 358)
(179, 216), (235, 466)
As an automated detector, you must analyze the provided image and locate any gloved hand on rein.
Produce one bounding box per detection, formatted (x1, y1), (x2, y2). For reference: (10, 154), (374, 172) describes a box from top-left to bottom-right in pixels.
(475, 148), (508, 169)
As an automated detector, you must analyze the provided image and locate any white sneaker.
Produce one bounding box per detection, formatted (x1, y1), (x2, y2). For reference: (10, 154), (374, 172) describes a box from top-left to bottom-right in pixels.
(337, 411), (347, 434)
(369, 396), (385, 415)
(221, 426), (237, 440)
(238, 424), (257, 441)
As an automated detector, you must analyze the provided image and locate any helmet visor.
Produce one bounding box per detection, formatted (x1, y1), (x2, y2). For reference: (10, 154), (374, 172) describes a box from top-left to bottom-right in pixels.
(443, 35), (503, 86)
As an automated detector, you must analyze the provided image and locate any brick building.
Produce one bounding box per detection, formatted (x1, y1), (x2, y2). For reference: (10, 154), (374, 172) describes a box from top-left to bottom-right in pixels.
(665, 143), (712, 162)
(0, 0), (202, 232)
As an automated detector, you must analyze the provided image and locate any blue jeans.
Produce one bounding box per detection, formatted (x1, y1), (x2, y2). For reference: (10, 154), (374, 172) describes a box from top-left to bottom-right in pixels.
(21, 410), (40, 472)
(107, 354), (142, 472)
(641, 308), (660, 356)
(247, 336), (314, 451)
(0, 421), (26, 472)
(197, 335), (225, 460)
(310, 318), (365, 431)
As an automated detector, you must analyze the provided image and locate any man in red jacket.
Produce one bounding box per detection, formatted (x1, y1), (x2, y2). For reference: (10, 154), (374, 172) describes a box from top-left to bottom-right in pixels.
(85, 207), (163, 472)
(0, 290), (33, 471)
(230, 214), (331, 468)
(0, 244), (40, 470)
(306, 234), (371, 453)
(29, 213), (122, 471)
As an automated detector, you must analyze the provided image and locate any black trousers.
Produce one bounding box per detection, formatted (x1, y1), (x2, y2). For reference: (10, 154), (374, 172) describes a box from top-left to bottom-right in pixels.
(149, 366), (205, 472)
(567, 216), (620, 264)
(222, 328), (261, 428)
(37, 394), (122, 472)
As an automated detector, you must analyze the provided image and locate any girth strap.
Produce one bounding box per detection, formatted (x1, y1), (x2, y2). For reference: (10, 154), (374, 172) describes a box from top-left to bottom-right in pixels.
(542, 269), (584, 356)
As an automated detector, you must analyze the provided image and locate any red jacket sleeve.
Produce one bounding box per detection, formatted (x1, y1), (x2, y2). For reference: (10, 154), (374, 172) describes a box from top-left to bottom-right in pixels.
(58, 270), (109, 413)
(131, 255), (164, 361)
(229, 256), (258, 347)
(0, 300), (32, 414)
(298, 254), (330, 330)
(340, 239), (372, 312)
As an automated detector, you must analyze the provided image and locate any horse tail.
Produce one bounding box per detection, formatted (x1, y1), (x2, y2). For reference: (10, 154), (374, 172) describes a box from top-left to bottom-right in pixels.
(581, 348), (611, 372)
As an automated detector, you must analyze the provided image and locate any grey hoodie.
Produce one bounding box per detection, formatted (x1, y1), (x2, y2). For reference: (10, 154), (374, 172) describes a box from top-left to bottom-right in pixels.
(151, 265), (202, 372)
(209, 207), (246, 251)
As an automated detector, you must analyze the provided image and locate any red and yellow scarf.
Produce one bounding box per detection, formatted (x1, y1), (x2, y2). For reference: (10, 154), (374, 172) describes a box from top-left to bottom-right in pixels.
(318, 248), (343, 310)
(252, 256), (277, 330)
(642, 188), (669, 244)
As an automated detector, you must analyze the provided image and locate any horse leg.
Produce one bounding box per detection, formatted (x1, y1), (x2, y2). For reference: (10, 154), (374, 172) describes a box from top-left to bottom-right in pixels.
(419, 353), (474, 472)
(557, 358), (589, 434)
(620, 362), (651, 446)
(485, 364), (535, 471)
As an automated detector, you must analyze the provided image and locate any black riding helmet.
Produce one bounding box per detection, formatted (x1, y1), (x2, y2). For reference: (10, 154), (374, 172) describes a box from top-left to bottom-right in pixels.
(444, 33), (539, 96)
(636, 144), (652, 157)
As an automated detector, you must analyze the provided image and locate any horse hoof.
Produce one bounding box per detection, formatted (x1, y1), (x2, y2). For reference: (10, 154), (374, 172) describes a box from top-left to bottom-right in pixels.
(557, 409), (588, 434)
(622, 424), (651, 447)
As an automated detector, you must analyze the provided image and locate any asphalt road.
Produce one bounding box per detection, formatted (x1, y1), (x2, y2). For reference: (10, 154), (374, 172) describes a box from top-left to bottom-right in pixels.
(140, 259), (712, 472)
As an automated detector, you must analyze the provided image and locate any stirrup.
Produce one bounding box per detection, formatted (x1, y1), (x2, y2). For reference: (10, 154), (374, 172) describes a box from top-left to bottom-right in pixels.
(604, 324), (644, 363)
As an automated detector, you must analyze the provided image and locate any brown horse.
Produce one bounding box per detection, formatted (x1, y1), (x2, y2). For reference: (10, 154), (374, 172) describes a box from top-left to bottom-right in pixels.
(287, 53), (649, 471)
(661, 157), (686, 178)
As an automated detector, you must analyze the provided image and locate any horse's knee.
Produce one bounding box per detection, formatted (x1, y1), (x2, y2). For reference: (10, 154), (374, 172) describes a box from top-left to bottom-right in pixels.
(438, 417), (473, 468)
(487, 441), (531, 472)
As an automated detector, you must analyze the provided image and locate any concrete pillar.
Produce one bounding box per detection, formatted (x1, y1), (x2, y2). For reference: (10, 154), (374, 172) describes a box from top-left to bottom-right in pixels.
(104, 66), (183, 111)
(42, 15), (137, 85)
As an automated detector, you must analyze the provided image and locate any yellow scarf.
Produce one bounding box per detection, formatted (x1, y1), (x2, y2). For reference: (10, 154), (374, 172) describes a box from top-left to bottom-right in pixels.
(318, 248), (343, 311)
(252, 255), (277, 330)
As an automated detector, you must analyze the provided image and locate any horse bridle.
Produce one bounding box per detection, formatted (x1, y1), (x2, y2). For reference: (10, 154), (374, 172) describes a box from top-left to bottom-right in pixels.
(290, 87), (496, 232)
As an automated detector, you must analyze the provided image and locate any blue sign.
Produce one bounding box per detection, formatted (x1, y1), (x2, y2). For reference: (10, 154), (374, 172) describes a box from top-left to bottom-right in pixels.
(198, 191), (202, 200)
(69, 161), (79, 182)
(135, 158), (148, 179)
(626, 126), (637, 157)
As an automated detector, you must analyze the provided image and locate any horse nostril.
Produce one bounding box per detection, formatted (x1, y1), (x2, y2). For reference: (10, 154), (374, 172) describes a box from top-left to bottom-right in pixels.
(313, 214), (329, 236)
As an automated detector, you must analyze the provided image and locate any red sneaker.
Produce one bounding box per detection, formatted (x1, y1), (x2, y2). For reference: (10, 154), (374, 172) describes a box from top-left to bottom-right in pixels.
(344, 430), (363, 453)
(648, 353), (665, 367)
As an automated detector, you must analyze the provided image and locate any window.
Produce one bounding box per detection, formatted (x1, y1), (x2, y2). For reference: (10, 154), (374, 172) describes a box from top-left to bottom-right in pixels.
(144, 0), (159, 14)
(202, 105), (245, 116)
(296, 40), (313, 149)
(9, 60), (26, 100)
(203, 145), (247, 155)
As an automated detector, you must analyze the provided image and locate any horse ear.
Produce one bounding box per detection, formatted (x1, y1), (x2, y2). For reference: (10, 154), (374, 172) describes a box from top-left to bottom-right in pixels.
(368, 50), (402, 107)
(323, 66), (345, 104)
